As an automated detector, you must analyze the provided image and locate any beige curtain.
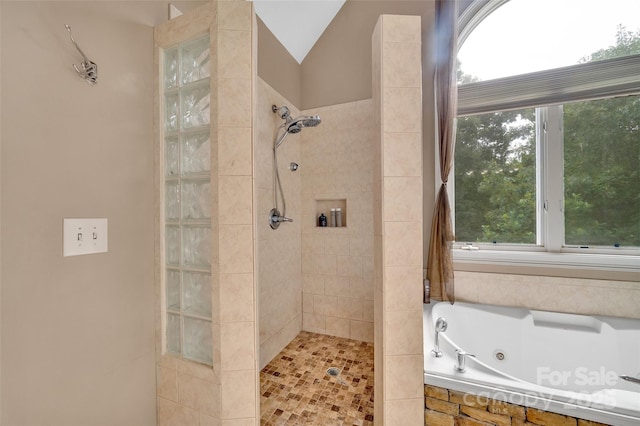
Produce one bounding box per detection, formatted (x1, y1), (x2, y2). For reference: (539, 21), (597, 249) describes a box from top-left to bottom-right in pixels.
(427, 0), (458, 304)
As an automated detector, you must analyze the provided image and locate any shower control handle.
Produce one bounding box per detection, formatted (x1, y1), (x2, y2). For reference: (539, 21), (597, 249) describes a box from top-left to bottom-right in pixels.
(269, 208), (293, 230)
(455, 350), (475, 373)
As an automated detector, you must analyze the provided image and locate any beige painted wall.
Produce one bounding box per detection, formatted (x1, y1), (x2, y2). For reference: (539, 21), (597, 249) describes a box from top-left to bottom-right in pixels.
(301, 0), (436, 110)
(256, 78), (303, 369)
(1, 2), (166, 424)
(257, 18), (301, 108)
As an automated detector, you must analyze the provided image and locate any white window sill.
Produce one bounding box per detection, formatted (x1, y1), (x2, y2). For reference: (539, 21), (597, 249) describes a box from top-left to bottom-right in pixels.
(453, 248), (640, 274)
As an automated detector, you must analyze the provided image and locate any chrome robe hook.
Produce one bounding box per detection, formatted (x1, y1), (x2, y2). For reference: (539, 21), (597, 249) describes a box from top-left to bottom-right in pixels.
(65, 25), (98, 85)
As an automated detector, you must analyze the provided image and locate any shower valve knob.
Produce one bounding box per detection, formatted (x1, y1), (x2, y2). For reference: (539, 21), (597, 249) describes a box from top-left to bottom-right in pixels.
(269, 208), (293, 230)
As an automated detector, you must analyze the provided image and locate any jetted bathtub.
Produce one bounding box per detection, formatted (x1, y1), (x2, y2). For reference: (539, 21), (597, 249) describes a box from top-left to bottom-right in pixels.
(423, 302), (640, 426)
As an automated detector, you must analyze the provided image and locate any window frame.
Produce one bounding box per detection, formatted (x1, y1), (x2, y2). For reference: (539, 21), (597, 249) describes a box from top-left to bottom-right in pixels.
(451, 0), (640, 274)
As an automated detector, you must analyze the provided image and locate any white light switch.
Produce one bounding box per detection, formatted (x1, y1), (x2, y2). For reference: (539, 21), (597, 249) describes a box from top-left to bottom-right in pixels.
(63, 218), (108, 257)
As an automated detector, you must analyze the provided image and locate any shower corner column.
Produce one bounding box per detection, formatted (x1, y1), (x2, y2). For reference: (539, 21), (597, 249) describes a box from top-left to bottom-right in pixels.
(154, 1), (259, 424)
(372, 14), (425, 426)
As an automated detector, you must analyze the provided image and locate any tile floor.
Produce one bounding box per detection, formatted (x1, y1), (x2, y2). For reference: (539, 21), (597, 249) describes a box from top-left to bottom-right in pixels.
(260, 331), (375, 425)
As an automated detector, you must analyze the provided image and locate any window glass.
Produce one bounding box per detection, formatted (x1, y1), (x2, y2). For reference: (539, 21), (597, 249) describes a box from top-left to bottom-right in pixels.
(564, 95), (640, 247)
(458, 0), (640, 82)
(455, 0), (640, 253)
(455, 109), (536, 244)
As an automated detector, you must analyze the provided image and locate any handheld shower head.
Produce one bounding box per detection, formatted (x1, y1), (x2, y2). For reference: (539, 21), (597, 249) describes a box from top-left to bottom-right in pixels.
(286, 115), (321, 134)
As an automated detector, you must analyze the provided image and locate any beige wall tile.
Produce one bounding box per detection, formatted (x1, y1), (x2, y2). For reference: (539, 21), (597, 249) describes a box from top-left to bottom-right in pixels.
(382, 87), (422, 133)
(176, 359), (217, 383)
(177, 373), (220, 418)
(383, 221), (422, 266)
(324, 275), (349, 297)
(338, 297), (364, 320)
(381, 15), (421, 43)
(219, 225), (253, 273)
(383, 132), (422, 177)
(453, 274), (479, 303)
(219, 176), (253, 224)
(303, 312), (326, 334)
(159, 354), (178, 371)
(363, 300), (375, 322)
(337, 255), (363, 277)
(350, 320), (374, 342)
(218, 79), (252, 127)
(158, 397), (199, 426)
(157, 365), (178, 402)
(259, 314), (302, 369)
(220, 273), (254, 322)
(349, 276), (373, 300)
(299, 97), (379, 370)
(221, 419), (256, 426)
(382, 42), (421, 88)
(385, 355), (424, 399)
(385, 309), (423, 356)
(218, 126), (252, 176)
(302, 233), (325, 254)
(350, 234), (374, 258)
(221, 322), (255, 371)
(302, 292), (314, 313)
(385, 266), (423, 311)
(311, 253), (337, 275)
(325, 234), (350, 256)
(200, 413), (218, 426)
(383, 177), (422, 222)
(218, 0), (252, 31)
(219, 30), (251, 79)
(326, 316), (351, 338)
(221, 370), (256, 419)
(384, 398), (424, 425)
(302, 273), (325, 295)
(314, 294), (339, 317)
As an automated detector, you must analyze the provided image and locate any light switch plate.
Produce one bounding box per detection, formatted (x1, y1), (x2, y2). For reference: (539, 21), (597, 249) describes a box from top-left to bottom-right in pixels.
(63, 218), (108, 257)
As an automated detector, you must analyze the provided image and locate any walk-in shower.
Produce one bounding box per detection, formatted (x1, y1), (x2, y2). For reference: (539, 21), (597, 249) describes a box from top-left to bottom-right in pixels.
(269, 105), (321, 229)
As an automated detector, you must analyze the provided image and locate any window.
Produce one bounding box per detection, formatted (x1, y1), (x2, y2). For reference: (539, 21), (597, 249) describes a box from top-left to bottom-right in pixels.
(453, 0), (640, 270)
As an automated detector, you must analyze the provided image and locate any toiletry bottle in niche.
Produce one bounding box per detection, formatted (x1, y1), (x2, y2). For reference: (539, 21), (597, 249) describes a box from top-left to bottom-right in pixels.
(336, 208), (342, 227)
(330, 208), (336, 227)
(319, 213), (328, 227)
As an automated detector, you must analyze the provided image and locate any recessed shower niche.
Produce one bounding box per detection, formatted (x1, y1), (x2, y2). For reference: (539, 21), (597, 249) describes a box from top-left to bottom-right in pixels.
(315, 198), (347, 228)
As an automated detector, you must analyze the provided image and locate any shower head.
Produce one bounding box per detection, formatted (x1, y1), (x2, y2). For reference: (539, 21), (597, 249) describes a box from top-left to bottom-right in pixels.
(273, 104), (322, 148)
(272, 105), (291, 120)
(286, 115), (322, 134)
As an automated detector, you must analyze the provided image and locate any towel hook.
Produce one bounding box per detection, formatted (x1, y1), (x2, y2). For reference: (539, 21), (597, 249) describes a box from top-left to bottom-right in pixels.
(65, 25), (98, 85)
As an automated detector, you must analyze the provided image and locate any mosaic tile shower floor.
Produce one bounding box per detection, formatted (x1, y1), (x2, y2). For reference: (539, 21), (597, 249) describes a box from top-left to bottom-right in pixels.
(260, 331), (375, 425)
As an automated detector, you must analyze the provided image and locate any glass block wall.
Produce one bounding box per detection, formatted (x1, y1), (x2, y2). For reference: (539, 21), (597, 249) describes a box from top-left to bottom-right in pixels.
(163, 36), (213, 365)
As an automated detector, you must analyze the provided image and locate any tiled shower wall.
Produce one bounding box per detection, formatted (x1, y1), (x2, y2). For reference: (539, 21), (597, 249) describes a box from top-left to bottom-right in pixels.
(300, 100), (375, 342)
(455, 271), (640, 319)
(373, 15), (425, 425)
(256, 78), (303, 369)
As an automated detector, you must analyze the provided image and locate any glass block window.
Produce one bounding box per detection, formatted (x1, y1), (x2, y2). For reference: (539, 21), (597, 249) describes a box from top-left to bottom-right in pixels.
(162, 36), (212, 366)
